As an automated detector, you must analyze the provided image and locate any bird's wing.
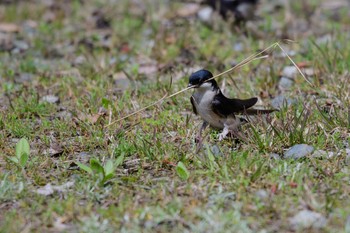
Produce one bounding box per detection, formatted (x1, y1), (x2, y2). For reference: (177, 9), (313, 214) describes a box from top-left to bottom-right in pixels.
(212, 91), (258, 116)
(190, 96), (198, 115)
(243, 108), (276, 115)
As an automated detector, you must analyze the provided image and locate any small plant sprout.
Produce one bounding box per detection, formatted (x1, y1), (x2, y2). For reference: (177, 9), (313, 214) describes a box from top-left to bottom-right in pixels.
(176, 161), (190, 180)
(76, 158), (118, 184)
(8, 138), (30, 168)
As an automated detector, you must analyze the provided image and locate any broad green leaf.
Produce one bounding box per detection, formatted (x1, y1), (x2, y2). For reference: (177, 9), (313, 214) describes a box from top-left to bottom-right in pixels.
(76, 162), (93, 174)
(90, 158), (104, 174)
(104, 160), (114, 177)
(115, 154), (124, 167)
(103, 174), (114, 182)
(176, 161), (190, 180)
(8, 156), (19, 164)
(16, 138), (30, 159)
(101, 98), (111, 109)
(19, 153), (28, 167)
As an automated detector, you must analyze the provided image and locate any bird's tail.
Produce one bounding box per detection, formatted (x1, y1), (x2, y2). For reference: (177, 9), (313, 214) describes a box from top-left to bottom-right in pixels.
(243, 109), (276, 115)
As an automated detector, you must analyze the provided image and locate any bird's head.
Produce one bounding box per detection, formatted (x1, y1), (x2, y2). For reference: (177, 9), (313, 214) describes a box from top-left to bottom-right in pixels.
(188, 69), (218, 89)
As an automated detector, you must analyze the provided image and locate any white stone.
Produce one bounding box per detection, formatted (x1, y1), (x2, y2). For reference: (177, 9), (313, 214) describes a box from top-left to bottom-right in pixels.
(290, 210), (327, 230)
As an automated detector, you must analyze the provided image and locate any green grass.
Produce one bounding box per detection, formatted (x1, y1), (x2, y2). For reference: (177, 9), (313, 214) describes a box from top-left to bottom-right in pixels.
(0, 0), (350, 232)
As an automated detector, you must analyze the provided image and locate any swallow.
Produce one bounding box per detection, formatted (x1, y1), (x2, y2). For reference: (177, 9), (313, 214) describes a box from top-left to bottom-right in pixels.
(188, 69), (275, 142)
(204, 0), (259, 23)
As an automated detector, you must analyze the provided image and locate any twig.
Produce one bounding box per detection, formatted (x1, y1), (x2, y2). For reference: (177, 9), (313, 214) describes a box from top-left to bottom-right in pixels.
(276, 43), (314, 86)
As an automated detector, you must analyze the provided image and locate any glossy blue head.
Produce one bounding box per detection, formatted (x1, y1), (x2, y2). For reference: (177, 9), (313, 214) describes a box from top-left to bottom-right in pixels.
(188, 69), (218, 88)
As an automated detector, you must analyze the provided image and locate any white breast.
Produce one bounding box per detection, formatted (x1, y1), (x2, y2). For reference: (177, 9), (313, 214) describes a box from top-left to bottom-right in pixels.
(192, 83), (225, 129)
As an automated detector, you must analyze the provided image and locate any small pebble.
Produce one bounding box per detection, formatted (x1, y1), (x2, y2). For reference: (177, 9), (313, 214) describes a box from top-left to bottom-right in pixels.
(114, 72), (131, 89)
(284, 144), (314, 159)
(316, 34), (332, 44)
(41, 95), (59, 104)
(269, 153), (280, 159)
(289, 210), (327, 230)
(233, 42), (244, 52)
(255, 189), (269, 200)
(271, 95), (295, 109)
(312, 149), (328, 159)
(16, 73), (33, 83)
(13, 40), (29, 50)
(197, 6), (213, 22)
(211, 144), (222, 157)
(282, 66), (298, 79)
(278, 76), (294, 90)
(56, 111), (72, 120)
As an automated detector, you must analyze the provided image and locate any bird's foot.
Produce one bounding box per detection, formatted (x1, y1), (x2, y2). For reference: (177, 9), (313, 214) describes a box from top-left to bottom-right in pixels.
(218, 133), (226, 141)
(218, 128), (229, 141)
(218, 128), (246, 142)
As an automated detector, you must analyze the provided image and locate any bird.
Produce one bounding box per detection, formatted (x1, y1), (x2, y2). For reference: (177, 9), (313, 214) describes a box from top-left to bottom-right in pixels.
(204, 0), (259, 24)
(188, 69), (275, 142)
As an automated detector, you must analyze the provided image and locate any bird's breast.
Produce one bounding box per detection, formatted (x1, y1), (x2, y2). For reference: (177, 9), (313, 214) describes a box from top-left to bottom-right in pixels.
(192, 91), (225, 129)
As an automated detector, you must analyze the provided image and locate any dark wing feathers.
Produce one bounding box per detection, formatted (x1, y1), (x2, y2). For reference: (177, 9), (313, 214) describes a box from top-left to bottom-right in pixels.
(190, 96), (198, 115)
(243, 108), (276, 115)
(212, 92), (258, 116)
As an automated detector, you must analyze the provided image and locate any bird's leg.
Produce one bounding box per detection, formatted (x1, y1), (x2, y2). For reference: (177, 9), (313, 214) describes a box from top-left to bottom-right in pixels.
(196, 121), (208, 144)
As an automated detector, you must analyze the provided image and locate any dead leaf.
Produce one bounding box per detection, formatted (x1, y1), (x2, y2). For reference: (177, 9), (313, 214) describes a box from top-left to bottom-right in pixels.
(138, 64), (158, 75)
(0, 23), (20, 33)
(326, 99), (334, 106)
(321, 1), (348, 10)
(296, 61), (310, 68)
(165, 35), (176, 44)
(55, 68), (83, 82)
(120, 43), (130, 53)
(270, 184), (277, 194)
(48, 143), (64, 157)
(260, 90), (270, 98)
(90, 114), (101, 124)
(36, 184), (54, 196)
(78, 107), (107, 124)
(133, 55), (159, 77)
(36, 181), (74, 196)
(176, 3), (200, 17)
(53, 217), (70, 231)
(289, 182), (298, 188)
(162, 159), (177, 167)
(302, 67), (315, 76)
(43, 11), (56, 23)
(0, 32), (14, 51)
